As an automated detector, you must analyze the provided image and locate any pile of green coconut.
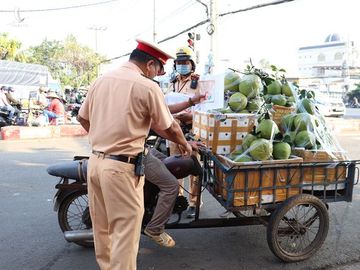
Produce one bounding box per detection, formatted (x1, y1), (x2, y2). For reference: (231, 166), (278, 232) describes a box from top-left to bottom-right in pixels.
(222, 65), (297, 115)
(227, 89), (344, 162)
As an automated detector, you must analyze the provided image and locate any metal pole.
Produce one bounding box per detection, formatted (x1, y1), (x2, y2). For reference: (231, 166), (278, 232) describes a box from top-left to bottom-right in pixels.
(153, 0), (156, 42)
(94, 29), (98, 52)
(208, 0), (218, 74)
(89, 25), (107, 76)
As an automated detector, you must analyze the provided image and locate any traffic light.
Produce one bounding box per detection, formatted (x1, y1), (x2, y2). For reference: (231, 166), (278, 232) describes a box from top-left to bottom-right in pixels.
(187, 32), (195, 51)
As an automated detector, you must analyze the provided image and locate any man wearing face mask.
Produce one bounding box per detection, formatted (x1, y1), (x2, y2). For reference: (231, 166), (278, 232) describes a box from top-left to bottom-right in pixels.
(167, 46), (203, 218)
(77, 39), (192, 270)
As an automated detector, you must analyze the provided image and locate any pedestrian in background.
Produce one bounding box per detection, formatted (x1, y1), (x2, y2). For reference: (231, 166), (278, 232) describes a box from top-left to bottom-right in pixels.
(43, 92), (65, 124)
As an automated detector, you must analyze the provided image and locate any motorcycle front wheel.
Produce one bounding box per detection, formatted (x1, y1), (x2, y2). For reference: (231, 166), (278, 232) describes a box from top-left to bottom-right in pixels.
(58, 190), (94, 248)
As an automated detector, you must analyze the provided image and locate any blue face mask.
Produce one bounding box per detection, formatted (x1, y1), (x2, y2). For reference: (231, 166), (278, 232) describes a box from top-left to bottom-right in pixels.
(176, 64), (191, 75)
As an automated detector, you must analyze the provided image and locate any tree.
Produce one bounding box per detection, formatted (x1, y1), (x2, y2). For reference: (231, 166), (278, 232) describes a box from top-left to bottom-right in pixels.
(0, 33), (22, 60)
(59, 35), (105, 88)
(25, 39), (64, 79)
(24, 35), (105, 88)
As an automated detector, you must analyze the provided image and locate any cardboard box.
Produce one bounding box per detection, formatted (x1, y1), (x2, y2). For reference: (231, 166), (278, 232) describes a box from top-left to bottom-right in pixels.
(292, 148), (348, 190)
(214, 155), (303, 207)
(193, 111), (256, 154)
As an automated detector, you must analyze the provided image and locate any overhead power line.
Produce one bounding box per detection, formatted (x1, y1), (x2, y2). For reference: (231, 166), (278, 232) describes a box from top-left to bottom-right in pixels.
(194, 0), (209, 18)
(105, 0), (296, 63)
(219, 0), (295, 17)
(160, 0), (295, 43)
(0, 0), (119, 13)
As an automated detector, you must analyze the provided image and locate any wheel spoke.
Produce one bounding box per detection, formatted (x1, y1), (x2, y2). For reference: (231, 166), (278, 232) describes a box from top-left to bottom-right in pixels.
(276, 203), (323, 255)
(64, 193), (89, 230)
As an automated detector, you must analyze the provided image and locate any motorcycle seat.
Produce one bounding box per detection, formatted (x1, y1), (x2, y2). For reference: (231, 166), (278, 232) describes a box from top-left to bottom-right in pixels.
(47, 159), (88, 182)
(162, 155), (202, 179)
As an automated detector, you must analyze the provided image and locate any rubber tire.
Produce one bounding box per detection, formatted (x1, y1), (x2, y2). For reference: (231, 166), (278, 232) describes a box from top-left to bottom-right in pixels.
(58, 190), (94, 248)
(267, 194), (329, 262)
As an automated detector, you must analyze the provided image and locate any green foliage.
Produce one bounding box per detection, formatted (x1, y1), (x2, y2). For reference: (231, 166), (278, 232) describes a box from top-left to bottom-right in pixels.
(0, 33), (22, 60)
(24, 34), (105, 88)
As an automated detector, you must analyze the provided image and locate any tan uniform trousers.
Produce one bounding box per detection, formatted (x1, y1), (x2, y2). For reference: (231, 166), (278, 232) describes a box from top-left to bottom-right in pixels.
(144, 148), (179, 235)
(88, 154), (144, 270)
(169, 141), (202, 207)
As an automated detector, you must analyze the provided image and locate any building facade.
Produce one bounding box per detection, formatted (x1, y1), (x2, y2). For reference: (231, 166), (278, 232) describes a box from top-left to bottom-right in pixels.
(298, 33), (360, 99)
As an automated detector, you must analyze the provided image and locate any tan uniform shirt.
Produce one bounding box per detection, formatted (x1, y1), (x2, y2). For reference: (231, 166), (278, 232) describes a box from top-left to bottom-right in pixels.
(168, 72), (200, 115)
(173, 73), (200, 96)
(79, 61), (173, 156)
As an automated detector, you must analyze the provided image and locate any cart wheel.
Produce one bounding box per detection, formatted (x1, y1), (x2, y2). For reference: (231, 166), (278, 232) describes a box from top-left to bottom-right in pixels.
(267, 194), (329, 262)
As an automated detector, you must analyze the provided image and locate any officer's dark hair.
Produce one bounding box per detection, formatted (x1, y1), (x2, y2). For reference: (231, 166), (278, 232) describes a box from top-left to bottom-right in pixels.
(130, 49), (162, 68)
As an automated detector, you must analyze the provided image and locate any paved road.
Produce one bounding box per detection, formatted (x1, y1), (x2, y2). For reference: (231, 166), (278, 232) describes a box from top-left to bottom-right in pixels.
(0, 136), (359, 270)
(344, 108), (360, 119)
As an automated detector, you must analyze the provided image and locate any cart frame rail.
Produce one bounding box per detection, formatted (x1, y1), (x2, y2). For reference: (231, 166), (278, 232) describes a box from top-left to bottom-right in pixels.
(202, 150), (359, 212)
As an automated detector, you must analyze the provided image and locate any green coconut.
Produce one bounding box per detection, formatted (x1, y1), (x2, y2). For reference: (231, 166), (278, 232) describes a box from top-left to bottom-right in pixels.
(281, 82), (294, 97)
(246, 98), (263, 112)
(228, 92), (248, 112)
(242, 133), (257, 150)
(281, 114), (295, 131)
(238, 74), (262, 98)
(297, 98), (316, 115)
(283, 131), (297, 144)
(293, 113), (315, 131)
(233, 154), (253, 162)
(271, 94), (287, 106)
(224, 72), (241, 92)
(218, 106), (234, 114)
(249, 138), (273, 161)
(229, 148), (244, 160)
(256, 119), (280, 139)
(294, 130), (316, 149)
(267, 80), (282, 95)
(287, 96), (295, 103)
(273, 142), (291, 160)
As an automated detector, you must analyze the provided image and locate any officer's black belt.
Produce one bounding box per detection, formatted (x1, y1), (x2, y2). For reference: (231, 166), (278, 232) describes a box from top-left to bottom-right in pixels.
(92, 150), (137, 165)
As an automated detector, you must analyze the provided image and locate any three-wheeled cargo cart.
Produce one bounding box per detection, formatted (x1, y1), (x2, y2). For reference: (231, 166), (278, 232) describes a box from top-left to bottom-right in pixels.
(48, 148), (359, 263)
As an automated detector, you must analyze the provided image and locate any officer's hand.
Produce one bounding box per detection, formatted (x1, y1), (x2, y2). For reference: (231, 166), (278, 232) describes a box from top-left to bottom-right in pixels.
(191, 93), (206, 105)
(188, 141), (206, 152)
(175, 112), (192, 124)
(178, 142), (192, 157)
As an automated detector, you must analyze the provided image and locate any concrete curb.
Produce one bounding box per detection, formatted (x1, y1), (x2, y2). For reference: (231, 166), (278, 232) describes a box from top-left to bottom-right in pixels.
(0, 124), (87, 140)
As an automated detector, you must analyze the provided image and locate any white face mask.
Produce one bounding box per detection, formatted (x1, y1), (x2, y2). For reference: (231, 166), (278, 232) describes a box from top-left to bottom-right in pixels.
(176, 64), (191, 75)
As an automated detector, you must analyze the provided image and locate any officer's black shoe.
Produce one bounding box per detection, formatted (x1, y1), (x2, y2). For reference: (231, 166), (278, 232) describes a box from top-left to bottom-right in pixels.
(186, 207), (196, 219)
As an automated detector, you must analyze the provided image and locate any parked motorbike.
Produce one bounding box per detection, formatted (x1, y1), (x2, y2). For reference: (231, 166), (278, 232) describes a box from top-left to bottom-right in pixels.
(66, 103), (81, 117)
(0, 104), (24, 128)
(47, 152), (202, 247)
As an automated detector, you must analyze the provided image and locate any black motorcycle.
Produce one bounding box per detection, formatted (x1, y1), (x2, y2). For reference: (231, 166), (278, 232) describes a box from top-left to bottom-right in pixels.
(47, 153), (202, 247)
(0, 104), (25, 128)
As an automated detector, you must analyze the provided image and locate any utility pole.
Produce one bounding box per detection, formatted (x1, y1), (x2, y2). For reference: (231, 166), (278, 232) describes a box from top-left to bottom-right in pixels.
(206, 0), (218, 74)
(153, 0), (156, 42)
(89, 25), (107, 76)
(89, 25), (107, 52)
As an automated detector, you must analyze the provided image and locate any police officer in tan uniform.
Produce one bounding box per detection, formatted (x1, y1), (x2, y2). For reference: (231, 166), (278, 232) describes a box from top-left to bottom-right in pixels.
(77, 39), (192, 270)
(167, 46), (203, 218)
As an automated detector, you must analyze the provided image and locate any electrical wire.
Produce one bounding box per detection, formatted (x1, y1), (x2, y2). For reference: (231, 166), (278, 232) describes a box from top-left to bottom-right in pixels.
(218, 0), (295, 17)
(0, 0), (119, 13)
(123, 1), (197, 44)
(103, 0), (297, 62)
(194, 0), (209, 18)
